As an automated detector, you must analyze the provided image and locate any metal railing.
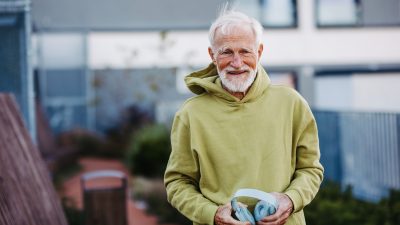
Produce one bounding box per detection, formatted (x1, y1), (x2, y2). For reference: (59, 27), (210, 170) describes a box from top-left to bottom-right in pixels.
(314, 110), (400, 201)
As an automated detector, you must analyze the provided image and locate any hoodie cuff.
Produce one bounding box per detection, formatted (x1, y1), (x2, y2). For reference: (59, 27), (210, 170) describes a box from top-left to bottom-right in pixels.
(201, 204), (219, 225)
(284, 189), (303, 213)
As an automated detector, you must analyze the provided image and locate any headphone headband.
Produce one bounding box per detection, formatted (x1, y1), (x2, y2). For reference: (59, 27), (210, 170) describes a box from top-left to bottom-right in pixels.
(232, 188), (278, 206)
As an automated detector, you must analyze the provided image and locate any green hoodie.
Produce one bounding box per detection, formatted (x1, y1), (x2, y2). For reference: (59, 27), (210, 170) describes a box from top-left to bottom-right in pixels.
(164, 63), (324, 225)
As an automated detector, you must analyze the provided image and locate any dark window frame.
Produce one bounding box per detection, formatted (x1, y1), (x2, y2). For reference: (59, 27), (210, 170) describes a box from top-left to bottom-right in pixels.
(233, 0), (298, 29)
(260, 0), (298, 29)
(315, 0), (400, 28)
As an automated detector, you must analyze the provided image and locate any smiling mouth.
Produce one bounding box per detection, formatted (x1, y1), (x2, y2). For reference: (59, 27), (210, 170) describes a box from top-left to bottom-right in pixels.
(227, 70), (248, 75)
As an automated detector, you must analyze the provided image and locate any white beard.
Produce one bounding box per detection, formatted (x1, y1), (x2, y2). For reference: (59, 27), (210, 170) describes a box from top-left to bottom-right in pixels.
(218, 65), (257, 93)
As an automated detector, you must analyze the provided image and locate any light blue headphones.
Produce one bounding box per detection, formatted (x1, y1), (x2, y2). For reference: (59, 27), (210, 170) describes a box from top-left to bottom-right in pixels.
(231, 189), (278, 225)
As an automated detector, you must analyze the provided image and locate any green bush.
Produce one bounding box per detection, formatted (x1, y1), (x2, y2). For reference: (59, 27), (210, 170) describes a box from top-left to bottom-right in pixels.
(131, 177), (191, 225)
(61, 197), (84, 225)
(58, 129), (112, 157)
(126, 124), (171, 178)
(305, 180), (400, 225)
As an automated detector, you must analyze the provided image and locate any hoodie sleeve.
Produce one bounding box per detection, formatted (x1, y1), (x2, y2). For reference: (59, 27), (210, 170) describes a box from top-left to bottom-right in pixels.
(284, 97), (324, 213)
(164, 114), (219, 225)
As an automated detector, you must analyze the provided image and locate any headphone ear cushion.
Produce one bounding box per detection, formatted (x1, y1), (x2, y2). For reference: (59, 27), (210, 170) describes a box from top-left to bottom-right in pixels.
(254, 200), (277, 222)
(235, 207), (255, 225)
(231, 199), (256, 225)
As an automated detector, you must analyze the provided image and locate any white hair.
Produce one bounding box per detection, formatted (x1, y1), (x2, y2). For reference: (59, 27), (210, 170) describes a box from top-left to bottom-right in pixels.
(208, 9), (263, 50)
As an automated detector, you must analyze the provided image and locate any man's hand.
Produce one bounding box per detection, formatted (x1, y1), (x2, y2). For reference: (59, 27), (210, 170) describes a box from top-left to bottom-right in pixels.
(256, 193), (294, 225)
(214, 202), (251, 225)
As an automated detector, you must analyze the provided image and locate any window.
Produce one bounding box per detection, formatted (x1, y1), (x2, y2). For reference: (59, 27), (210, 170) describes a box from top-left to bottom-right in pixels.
(317, 0), (400, 27)
(34, 33), (90, 133)
(234, 0), (298, 28)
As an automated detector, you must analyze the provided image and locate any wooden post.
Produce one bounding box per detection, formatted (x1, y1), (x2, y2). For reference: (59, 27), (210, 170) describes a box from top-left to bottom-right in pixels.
(81, 170), (128, 225)
(0, 93), (68, 225)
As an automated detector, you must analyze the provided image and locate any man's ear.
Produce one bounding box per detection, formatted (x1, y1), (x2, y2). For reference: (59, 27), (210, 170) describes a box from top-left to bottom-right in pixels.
(208, 47), (216, 65)
(257, 43), (264, 59)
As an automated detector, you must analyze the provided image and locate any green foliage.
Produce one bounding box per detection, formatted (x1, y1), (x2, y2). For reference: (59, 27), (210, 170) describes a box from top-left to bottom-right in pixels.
(382, 189), (400, 225)
(61, 197), (84, 225)
(73, 133), (106, 156)
(145, 192), (192, 225)
(126, 124), (171, 178)
(57, 105), (153, 159)
(305, 180), (400, 225)
(58, 129), (117, 158)
(52, 162), (82, 189)
(131, 177), (191, 225)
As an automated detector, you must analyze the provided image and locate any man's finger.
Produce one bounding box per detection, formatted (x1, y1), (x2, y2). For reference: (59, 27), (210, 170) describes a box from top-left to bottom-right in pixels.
(258, 213), (280, 222)
(255, 208), (291, 225)
(258, 205), (287, 223)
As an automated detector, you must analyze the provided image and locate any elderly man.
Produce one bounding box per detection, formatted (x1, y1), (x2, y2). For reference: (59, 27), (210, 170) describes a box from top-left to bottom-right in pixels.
(164, 10), (323, 225)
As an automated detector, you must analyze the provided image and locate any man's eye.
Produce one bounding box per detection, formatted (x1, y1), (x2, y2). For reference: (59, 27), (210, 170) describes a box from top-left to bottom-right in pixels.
(241, 50), (252, 54)
(221, 51), (232, 55)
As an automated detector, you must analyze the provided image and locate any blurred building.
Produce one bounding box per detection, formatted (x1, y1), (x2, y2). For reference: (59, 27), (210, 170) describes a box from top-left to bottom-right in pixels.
(31, 0), (400, 201)
(0, 0), (35, 138)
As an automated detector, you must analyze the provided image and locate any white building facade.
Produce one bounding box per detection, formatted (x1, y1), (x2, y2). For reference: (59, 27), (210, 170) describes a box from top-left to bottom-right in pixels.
(32, 0), (400, 201)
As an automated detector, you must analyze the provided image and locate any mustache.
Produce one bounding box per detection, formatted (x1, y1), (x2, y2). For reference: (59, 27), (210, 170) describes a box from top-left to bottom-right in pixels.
(223, 66), (251, 73)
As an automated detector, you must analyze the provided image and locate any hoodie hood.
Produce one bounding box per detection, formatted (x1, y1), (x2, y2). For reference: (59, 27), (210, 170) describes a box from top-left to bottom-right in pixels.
(185, 63), (271, 103)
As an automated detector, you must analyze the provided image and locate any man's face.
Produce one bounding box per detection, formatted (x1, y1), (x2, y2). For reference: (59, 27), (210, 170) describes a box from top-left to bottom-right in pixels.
(209, 25), (263, 93)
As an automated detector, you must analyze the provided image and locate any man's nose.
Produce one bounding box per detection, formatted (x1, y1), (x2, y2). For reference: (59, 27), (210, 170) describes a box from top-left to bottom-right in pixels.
(230, 53), (243, 68)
